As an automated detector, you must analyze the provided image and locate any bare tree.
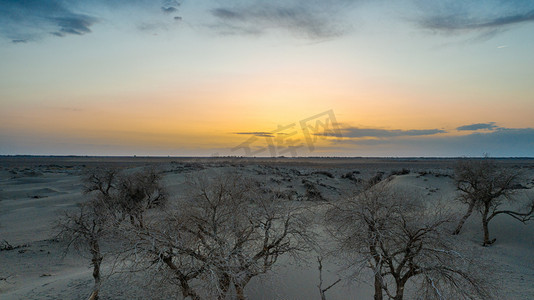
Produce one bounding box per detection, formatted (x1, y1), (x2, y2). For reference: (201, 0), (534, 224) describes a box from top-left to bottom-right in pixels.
(83, 167), (166, 227)
(326, 183), (489, 300)
(317, 256), (341, 300)
(127, 173), (312, 299)
(84, 168), (119, 199)
(56, 200), (110, 300)
(56, 167), (167, 299)
(115, 168), (167, 228)
(453, 158), (533, 245)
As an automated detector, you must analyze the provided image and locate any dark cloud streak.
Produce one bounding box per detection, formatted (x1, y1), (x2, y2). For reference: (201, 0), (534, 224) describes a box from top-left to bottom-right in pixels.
(212, 8), (244, 20)
(0, 0), (183, 43)
(416, 0), (534, 36)
(331, 127), (534, 157)
(422, 10), (534, 31)
(234, 132), (275, 138)
(0, 0), (97, 42)
(316, 126), (446, 138)
(162, 7), (178, 14)
(457, 122), (498, 131)
(53, 16), (97, 36)
(209, 0), (354, 40)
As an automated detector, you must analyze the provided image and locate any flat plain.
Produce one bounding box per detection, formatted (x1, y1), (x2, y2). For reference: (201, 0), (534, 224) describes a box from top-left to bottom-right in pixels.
(1, 156), (533, 299)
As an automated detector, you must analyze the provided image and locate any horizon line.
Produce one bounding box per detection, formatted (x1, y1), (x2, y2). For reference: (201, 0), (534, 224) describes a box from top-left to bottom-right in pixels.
(1, 155), (534, 160)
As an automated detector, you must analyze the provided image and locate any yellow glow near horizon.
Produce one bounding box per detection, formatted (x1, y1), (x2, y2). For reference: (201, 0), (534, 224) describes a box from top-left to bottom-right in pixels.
(2, 8), (534, 156)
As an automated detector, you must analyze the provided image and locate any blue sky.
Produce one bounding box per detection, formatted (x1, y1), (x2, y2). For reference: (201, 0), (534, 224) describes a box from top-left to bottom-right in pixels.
(1, 0), (534, 156)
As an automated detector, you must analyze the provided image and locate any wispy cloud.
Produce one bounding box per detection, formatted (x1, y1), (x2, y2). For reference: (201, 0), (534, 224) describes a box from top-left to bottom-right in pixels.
(234, 132), (275, 138)
(456, 122), (498, 131)
(161, 0), (180, 14)
(0, 0), (97, 42)
(421, 10), (534, 31)
(51, 16), (97, 37)
(415, 0), (534, 37)
(162, 7), (178, 14)
(0, 0), (182, 43)
(209, 0), (356, 40)
(329, 125), (534, 157)
(316, 126), (446, 138)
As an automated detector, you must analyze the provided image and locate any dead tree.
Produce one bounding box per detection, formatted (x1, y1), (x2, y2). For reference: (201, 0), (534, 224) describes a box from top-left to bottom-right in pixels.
(128, 173), (312, 299)
(56, 167), (167, 299)
(83, 168), (166, 227)
(317, 256), (341, 300)
(326, 183), (490, 300)
(83, 168), (123, 222)
(56, 200), (110, 300)
(115, 169), (167, 228)
(453, 158), (533, 245)
(84, 168), (118, 199)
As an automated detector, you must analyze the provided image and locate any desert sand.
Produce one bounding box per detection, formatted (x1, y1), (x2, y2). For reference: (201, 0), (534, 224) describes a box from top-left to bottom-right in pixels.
(1, 157), (533, 299)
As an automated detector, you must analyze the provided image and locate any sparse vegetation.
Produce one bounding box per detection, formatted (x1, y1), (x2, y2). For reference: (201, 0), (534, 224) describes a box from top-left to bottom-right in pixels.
(453, 158), (534, 245)
(312, 171), (335, 178)
(122, 173), (313, 299)
(389, 168), (410, 176)
(56, 167), (167, 299)
(303, 179), (326, 201)
(326, 183), (490, 300)
(1, 240), (29, 251)
(56, 200), (110, 300)
(367, 171), (385, 188)
(341, 171), (362, 183)
(3, 158), (532, 299)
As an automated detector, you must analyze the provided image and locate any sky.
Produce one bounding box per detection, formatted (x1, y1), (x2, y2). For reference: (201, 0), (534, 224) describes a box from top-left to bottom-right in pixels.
(1, 0), (534, 157)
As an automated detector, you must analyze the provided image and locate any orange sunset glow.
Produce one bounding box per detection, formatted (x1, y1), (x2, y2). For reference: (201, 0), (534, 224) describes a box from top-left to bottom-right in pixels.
(1, 1), (534, 156)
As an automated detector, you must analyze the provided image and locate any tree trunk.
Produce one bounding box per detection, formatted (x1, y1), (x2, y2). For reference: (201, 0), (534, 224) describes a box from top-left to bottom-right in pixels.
(88, 291), (99, 300)
(137, 213), (144, 228)
(482, 203), (495, 246)
(393, 284), (405, 300)
(374, 272), (383, 300)
(453, 200), (475, 235)
(161, 255), (200, 300)
(217, 274), (231, 300)
(179, 278), (200, 300)
(234, 276), (250, 300)
(90, 240), (102, 300)
(235, 284), (246, 300)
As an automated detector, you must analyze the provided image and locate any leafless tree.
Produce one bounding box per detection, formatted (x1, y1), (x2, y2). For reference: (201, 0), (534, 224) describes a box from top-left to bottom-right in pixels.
(115, 169), (167, 228)
(83, 167), (166, 227)
(317, 256), (341, 300)
(453, 158), (533, 245)
(326, 183), (490, 300)
(126, 173), (312, 299)
(56, 167), (167, 299)
(84, 168), (119, 199)
(56, 200), (111, 300)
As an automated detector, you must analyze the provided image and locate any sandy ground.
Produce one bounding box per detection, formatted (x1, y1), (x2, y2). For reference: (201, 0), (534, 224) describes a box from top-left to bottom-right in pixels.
(1, 157), (533, 299)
